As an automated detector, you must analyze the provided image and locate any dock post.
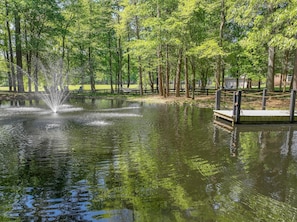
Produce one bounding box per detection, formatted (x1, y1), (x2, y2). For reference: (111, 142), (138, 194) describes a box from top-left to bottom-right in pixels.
(289, 90), (296, 123)
(215, 89), (221, 110)
(235, 90), (242, 124)
(262, 88), (267, 110)
(232, 91), (237, 115)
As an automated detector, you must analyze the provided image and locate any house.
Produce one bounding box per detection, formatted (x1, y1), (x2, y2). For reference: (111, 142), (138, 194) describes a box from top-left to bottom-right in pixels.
(224, 77), (250, 89)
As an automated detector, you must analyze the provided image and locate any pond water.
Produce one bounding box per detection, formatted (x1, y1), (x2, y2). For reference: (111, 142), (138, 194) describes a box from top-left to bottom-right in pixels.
(1, 98), (297, 221)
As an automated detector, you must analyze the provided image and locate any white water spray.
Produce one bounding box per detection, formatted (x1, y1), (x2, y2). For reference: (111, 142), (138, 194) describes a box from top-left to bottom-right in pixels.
(36, 59), (70, 113)
(15, 59), (71, 113)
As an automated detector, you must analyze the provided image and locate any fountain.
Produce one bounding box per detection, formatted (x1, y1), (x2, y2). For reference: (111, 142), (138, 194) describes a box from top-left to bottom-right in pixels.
(39, 85), (69, 113)
(23, 59), (70, 113)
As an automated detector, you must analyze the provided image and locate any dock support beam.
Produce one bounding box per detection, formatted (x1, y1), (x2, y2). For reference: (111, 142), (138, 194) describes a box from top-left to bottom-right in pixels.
(215, 89), (221, 110)
(233, 90), (242, 124)
(262, 88), (267, 110)
(290, 90), (296, 123)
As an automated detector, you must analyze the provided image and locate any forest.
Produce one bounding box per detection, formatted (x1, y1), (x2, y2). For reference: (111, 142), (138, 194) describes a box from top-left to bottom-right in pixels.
(1, 0), (297, 97)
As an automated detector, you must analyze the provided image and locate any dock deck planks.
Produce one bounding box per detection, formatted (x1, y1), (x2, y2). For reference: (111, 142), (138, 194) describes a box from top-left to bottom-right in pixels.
(214, 109), (296, 125)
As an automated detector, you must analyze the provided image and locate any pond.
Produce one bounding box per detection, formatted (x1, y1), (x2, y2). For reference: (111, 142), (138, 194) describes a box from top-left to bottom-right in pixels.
(0, 98), (297, 221)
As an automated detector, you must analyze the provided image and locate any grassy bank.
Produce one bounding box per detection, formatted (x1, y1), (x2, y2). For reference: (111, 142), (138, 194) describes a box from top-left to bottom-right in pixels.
(0, 85), (292, 110)
(0, 84), (140, 92)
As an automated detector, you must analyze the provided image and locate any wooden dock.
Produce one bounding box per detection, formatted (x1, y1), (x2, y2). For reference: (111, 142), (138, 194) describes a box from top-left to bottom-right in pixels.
(213, 89), (297, 127)
(214, 109), (297, 126)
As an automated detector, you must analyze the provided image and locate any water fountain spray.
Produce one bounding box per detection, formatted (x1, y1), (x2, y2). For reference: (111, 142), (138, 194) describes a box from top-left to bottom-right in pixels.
(36, 59), (70, 113)
(15, 58), (70, 113)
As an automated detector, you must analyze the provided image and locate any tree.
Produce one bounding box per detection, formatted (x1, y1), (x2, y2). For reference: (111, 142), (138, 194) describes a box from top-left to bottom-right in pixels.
(14, 9), (24, 93)
(228, 0), (297, 91)
(4, 0), (16, 91)
(20, 0), (66, 92)
(3, 0), (297, 95)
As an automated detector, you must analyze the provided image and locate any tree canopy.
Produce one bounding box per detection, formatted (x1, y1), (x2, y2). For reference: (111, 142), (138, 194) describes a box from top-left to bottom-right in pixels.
(1, 0), (297, 94)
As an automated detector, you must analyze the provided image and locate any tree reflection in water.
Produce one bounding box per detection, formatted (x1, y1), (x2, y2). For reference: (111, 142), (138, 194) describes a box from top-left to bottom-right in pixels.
(1, 101), (297, 221)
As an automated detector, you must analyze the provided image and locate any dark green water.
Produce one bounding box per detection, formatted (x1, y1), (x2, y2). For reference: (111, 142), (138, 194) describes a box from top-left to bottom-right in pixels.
(0, 98), (297, 221)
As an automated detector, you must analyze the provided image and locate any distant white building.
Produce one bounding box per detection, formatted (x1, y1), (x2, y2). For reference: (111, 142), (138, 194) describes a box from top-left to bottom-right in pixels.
(274, 74), (292, 87)
(224, 77), (249, 89)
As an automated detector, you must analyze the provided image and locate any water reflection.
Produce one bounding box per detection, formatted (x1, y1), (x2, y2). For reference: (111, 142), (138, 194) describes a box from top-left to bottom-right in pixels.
(214, 124), (297, 220)
(1, 99), (297, 221)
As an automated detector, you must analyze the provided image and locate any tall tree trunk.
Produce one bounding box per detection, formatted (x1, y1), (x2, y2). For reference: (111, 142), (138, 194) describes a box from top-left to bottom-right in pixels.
(282, 50), (289, 92)
(26, 53), (32, 92)
(127, 48), (131, 88)
(5, 0), (16, 92)
(34, 51), (39, 92)
(165, 44), (170, 97)
(292, 48), (297, 90)
(184, 56), (189, 98)
(217, 0), (225, 89)
(266, 46), (275, 91)
(157, 44), (163, 96)
(5, 49), (12, 91)
(88, 47), (96, 93)
(108, 31), (114, 93)
(175, 48), (183, 97)
(117, 37), (122, 91)
(266, 3), (275, 92)
(126, 26), (131, 88)
(79, 45), (84, 85)
(190, 57), (196, 99)
(220, 0), (225, 89)
(66, 47), (71, 83)
(148, 66), (154, 92)
(15, 11), (24, 93)
(157, 2), (163, 96)
(216, 58), (221, 89)
(25, 27), (32, 92)
(61, 34), (66, 84)
(138, 56), (143, 96)
(4, 31), (12, 91)
(200, 64), (209, 90)
(135, 14), (143, 95)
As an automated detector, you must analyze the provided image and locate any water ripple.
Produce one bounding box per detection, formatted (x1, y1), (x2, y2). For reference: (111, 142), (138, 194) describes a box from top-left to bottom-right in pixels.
(187, 155), (222, 177)
(85, 121), (111, 126)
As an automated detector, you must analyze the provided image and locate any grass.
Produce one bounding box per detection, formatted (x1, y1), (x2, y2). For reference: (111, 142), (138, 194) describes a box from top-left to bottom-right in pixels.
(0, 85), (292, 110)
(0, 84), (139, 92)
(70, 84), (139, 91)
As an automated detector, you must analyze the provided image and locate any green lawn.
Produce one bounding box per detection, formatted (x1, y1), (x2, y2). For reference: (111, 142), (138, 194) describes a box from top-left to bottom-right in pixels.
(0, 84), (139, 92)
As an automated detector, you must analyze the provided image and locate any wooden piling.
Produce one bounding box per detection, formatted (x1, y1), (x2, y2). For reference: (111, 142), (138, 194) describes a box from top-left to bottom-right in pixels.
(215, 89), (221, 110)
(235, 91), (242, 123)
(232, 91), (237, 116)
(262, 88), (267, 110)
(289, 90), (296, 123)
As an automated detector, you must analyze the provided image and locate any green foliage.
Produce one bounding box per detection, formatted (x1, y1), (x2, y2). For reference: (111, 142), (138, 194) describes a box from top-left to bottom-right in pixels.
(1, 0), (297, 91)
(189, 39), (226, 58)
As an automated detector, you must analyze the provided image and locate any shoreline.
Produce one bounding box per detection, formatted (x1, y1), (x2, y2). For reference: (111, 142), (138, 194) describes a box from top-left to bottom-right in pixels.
(127, 94), (216, 108)
(127, 94), (292, 110)
(0, 91), (291, 110)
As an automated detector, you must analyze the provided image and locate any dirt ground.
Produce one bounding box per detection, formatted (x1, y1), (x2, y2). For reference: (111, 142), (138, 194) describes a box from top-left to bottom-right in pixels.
(128, 93), (293, 110)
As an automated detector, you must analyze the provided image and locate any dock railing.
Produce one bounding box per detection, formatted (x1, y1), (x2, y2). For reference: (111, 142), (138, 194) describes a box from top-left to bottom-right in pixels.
(215, 88), (297, 124)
